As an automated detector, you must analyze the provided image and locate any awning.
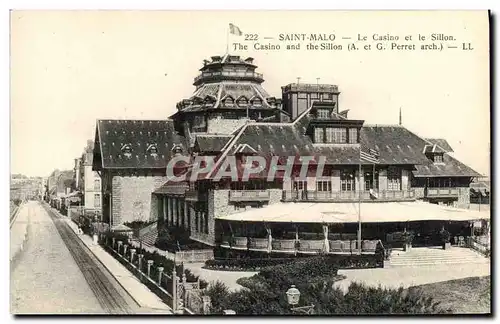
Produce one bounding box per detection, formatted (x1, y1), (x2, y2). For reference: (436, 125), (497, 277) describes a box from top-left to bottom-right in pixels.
(215, 201), (489, 224)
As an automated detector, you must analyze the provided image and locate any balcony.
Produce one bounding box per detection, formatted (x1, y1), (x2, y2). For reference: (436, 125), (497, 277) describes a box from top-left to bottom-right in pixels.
(282, 190), (416, 202)
(194, 71), (264, 85)
(229, 190), (270, 202)
(185, 189), (208, 202)
(426, 187), (459, 198)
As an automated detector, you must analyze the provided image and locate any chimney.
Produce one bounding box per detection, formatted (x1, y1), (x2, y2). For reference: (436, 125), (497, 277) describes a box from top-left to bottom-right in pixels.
(399, 107), (402, 126)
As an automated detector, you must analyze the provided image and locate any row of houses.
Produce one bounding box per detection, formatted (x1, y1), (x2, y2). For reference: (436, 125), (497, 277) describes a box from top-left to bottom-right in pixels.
(44, 140), (102, 218)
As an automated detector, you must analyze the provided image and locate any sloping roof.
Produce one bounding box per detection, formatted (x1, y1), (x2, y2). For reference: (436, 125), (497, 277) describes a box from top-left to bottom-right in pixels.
(471, 180), (490, 191)
(360, 126), (430, 165)
(194, 135), (233, 153)
(361, 125), (480, 176)
(94, 120), (187, 169)
(426, 138), (454, 152)
(413, 154), (482, 177)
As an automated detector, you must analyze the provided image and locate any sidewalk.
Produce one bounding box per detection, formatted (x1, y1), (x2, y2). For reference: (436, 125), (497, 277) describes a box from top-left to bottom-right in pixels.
(59, 212), (172, 313)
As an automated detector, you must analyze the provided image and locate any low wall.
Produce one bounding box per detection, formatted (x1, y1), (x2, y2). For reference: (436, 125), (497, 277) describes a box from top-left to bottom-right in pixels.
(10, 203), (28, 262)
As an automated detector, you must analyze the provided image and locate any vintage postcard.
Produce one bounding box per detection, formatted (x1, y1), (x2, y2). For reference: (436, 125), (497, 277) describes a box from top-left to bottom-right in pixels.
(10, 10), (491, 315)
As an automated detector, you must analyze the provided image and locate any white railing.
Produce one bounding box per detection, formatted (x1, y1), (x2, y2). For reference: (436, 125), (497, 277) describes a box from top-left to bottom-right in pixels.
(175, 250), (214, 263)
(229, 190), (270, 202)
(426, 187), (459, 197)
(194, 71), (263, 82)
(282, 190), (415, 202)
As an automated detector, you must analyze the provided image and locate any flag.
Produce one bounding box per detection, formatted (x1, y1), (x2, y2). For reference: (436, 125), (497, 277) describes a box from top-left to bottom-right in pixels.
(360, 148), (380, 164)
(229, 23), (243, 36)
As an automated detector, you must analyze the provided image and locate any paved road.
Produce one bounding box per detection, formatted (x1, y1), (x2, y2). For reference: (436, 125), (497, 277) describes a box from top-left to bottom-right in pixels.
(10, 201), (140, 314)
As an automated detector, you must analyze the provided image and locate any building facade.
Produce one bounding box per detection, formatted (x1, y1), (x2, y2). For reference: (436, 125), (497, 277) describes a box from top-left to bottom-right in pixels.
(92, 54), (482, 246)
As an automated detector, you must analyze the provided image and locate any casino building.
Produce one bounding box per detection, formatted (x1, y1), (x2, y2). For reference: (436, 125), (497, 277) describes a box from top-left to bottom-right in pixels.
(92, 54), (486, 254)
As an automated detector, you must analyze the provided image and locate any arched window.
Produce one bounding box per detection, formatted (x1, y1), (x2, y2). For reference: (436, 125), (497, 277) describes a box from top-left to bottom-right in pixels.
(223, 96), (235, 107)
(121, 144), (132, 158)
(237, 96), (249, 107)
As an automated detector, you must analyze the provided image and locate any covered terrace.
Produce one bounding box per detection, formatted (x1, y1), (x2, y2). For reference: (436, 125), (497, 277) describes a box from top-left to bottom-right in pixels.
(214, 201), (489, 255)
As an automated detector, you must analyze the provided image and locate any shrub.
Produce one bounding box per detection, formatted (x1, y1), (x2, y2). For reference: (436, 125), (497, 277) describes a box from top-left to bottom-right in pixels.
(201, 281), (231, 314)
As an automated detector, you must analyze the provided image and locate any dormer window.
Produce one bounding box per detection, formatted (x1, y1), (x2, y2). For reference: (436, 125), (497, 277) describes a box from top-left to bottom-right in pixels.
(317, 108), (330, 119)
(237, 97), (249, 107)
(223, 96), (235, 107)
(171, 144), (183, 155)
(433, 154), (444, 163)
(121, 144), (132, 158)
(251, 98), (262, 106)
(147, 144), (158, 156)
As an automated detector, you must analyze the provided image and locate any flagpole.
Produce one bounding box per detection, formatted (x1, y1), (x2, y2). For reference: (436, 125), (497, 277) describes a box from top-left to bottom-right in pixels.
(226, 25), (230, 54)
(358, 149), (362, 255)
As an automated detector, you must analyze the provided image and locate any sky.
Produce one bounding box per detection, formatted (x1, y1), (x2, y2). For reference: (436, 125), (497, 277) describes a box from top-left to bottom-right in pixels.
(10, 10), (490, 178)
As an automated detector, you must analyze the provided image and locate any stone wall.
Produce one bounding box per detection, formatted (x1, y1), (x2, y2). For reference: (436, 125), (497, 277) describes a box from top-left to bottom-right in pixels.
(111, 175), (167, 226)
(456, 187), (471, 209)
(413, 187), (425, 199)
(379, 169), (388, 191)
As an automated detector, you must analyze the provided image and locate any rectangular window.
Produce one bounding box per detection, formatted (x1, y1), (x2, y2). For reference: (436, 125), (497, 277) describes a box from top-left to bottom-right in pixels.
(204, 213), (209, 234)
(434, 154), (443, 163)
(348, 128), (358, 144)
(331, 128), (347, 144)
(340, 170), (355, 191)
(322, 93), (333, 100)
(316, 181), (332, 192)
(294, 180), (307, 191)
(317, 109), (330, 119)
(298, 98), (308, 113)
(314, 128), (324, 143)
(310, 93), (319, 99)
(387, 167), (402, 191)
(94, 179), (100, 191)
(94, 193), (101, 208)
(325, 128), (335, 143)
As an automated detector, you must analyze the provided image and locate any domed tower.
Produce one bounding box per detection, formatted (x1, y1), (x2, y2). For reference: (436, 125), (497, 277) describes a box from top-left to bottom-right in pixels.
(171, 54), (286, 146)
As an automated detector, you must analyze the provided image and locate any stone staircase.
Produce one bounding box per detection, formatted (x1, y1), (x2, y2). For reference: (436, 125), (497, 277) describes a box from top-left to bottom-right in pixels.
(389, 246), (490, 267)
(137, 222), (158, 247)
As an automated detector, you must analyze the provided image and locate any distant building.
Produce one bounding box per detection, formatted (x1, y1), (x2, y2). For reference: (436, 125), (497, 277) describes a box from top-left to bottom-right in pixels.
(78, 140), (102, 214)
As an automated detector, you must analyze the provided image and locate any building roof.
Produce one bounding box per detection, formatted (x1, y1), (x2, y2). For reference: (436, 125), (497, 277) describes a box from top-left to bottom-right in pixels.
(413, 153), (482, 177)
(93, 119), (188, 169)
(216, 201), (489, 224)
(425, 138), (454, 152)
(360, 126), (431, 165)
(194, 134), (233, 153)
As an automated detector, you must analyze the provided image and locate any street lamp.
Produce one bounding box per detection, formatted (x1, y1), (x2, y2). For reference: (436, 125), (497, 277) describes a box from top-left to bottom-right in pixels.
(286, 285), (315, 314)
(286, 285), (300, 306)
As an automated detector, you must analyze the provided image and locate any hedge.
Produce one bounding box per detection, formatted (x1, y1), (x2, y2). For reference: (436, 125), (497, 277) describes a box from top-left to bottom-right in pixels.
(204, 252), (383, 272)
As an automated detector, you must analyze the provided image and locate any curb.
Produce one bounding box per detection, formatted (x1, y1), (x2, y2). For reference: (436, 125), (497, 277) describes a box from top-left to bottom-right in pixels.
(51, 208), (172, 313)
(10, 205), (30, 263)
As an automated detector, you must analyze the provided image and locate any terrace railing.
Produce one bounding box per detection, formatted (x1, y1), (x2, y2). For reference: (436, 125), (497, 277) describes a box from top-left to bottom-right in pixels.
(282, 189), (416, 202)
(426, 187), (459, 198)
(194, 71), (264, 83)
(229, 190), (270, 202)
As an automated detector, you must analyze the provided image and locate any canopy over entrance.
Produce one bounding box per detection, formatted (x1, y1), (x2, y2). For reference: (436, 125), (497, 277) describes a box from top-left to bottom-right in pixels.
(216, 201), (489, 224)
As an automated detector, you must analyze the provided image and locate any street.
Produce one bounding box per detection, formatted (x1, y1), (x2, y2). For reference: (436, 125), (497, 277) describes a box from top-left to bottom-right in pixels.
(10, 201), (140, 314)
